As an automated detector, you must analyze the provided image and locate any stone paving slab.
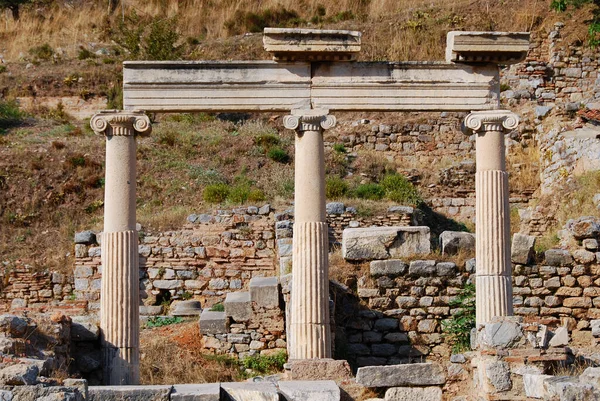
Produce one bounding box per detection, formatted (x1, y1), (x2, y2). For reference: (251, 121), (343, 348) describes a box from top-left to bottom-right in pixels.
(171, 383), (220, 401)
(356, 363), (446, 387)
(221, 382), (279, 401)
(278, 380), (339, 401)
(88, 385), (172, 401)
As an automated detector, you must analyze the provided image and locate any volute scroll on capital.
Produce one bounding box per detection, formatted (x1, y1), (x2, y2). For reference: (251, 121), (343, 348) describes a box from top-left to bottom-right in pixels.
(462, 110), (519, 135)
(90, 110), (152, 137)
(283, 112), (337, 132)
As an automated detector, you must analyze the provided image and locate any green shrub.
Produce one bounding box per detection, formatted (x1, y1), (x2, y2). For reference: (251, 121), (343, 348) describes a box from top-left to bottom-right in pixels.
(203, 184), (230, 203)
(0, 65), (6, 74)
(267, 147), (290, 163)
(254, 134), (280, 148)
(106, 82), (123, 110)
(333, 143), (346, 153)
(146, 316), (183, 328)
(381, 174), (422, 205)
(28, 43), (54, 61)
(225, 7), (302, 35)
(247, 189), (266, 202)
(210, 303), (224, 312)
(241, 351), (287, 376)
(326, 177), (349, 199)
(442, 283), (475, 353)
(229, 185), (250, 204)
(355, 183), (385, 200)
(78, 48), (95, 60)
(0, 99), (23, 128)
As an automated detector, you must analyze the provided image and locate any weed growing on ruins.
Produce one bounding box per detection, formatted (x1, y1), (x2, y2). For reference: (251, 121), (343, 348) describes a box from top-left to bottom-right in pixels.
(146, 316), (184, 328)
(326, 177), (350, 199)
(203, 183), (230, 203)
(355, 183), (386, 200)
(266, 146), (290, 163)
(28, 43), (54, 61)
(381, 173), (423, 206)
(240, 351), (287, 377)
(210, 303), (224, 312)
(0, 99), (23, 129)
(442, 283), (475, 353)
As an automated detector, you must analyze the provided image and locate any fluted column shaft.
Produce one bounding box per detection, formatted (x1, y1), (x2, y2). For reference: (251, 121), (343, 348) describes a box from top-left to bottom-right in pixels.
(91, 110), (151, 385)
(464, 111), (519, 326)
(284, 109), (336, 359)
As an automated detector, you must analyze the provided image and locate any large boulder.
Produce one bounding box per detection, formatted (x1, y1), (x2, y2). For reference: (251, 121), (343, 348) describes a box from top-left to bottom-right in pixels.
(439, 231), (475, 255)
(566, 216), (600, 240)
(342, 227), (430, 261)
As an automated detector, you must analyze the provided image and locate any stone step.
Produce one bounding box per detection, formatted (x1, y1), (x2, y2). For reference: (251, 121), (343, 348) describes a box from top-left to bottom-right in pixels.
(199, 310), (228, 335)
(356, 363), (446, 387)
(224, 292), (251, 322)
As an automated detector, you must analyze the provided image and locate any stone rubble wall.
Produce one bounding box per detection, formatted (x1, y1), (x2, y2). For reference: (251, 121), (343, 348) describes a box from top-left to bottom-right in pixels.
(0, 266), (72, 311)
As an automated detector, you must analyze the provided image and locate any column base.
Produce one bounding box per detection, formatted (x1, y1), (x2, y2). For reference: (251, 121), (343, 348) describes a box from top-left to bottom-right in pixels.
(102, 346), (139, 385)
(289, 323), (332, 359)
(476, 275), (513, 326)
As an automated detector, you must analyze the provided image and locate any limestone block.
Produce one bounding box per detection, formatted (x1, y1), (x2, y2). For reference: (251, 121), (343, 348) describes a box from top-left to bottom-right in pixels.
(75, 230), (96, 244)
(11, 385), (85, 401)
(523, 374), (552, 398)
(75, 244), (88, 258)
(289, 359), (353, 381)
(326, 202), (345, 215)
(71, 316), (100, 341)
(446, 31), (530, 64)
(221, 382), (279, 401)
(483, 359), (512, 392)
(139, 306), (163, 316)
(591, 320), (600, 337)
(580, 367), (600, 388)
(478, 320), (524, 349)
(63, 379), (88, 399)
(87, 385), (172, 401)
(250, 277), (279, 309)
(153, 280), (182, 290)
(548, 326), (569, 347)
(566, 216), (600, 240)
(342, 227), (430, 261)
(199, 310), (228, 335)
(370, 260), (407, 278)
(511, 234), (536, 265)
(224, 292), (252, 322)
(171, 383), (220, 401)
(436, 262), (456, 276)
(384, 387), (442, 401)
(408, 260), (436, 276)
(170, 300), (202, 316)
(573, 249), (596, 264)
(544, 249), (573, 266)
(439, 231), (475, 255)
(355, 363), (446, 387)
(278, 380), (340, 401)
(388, 206), (414, 215)
(0, 364), (39, 385)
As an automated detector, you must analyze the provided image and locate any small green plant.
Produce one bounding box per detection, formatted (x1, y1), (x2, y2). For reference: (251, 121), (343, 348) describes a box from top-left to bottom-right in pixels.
(0, 65), (6, 74)
(500, 83), (511, 92)
(326, 177), (349, 199)
(28, 43), (54, 61)
(333, 143), (346, 153)
(267, 147), (290, 163)
(442, 283), (475, 353)
(78, 47), (95, 60)
(229, 184), (251, 204)
(381, 174), (422, 206)
(146, 316), (183, 328)
(68, 154), (87, 167)
(254, 134), (280, 148)
(247, 188), (266, 202)
(181, 291), (193, 300)
(210, 303), (224, 312)
(355, 183), (385, 200)
(225, 7), (303, 35)
(550, 0), (568, 12)
(204, 184), (230, 203)
(0, 99), (23, 128)
(240, 351), (287, 376)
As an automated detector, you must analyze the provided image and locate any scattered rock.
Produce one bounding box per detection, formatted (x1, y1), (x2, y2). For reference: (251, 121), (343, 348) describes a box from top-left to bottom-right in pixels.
(384, 387), (442, 401)
(566, 216), (600, 240)
(74, 230), (96, 245)
(511, 234), (536, 265)
(0, 364), (39, 386)
(439, 231), (475, 255)
(548, 326), (569, 347)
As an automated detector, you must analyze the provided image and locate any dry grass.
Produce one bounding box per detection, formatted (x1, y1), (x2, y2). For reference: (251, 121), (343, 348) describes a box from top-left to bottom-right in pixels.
(0, 0), (574, 61)
(507, 141), (541, 193)
(140, 321), (242, 385)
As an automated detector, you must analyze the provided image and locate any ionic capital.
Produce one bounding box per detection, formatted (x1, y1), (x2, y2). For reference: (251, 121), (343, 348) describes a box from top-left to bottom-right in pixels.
(91, 110), (152, 137)
(283, 109), (336, 132)
(462, 110), (519, 135)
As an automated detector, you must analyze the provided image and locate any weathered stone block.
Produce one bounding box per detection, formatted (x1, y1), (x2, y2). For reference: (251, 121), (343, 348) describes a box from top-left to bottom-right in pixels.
(289, 359), (353, 381)
(545, 249), (573, 266)
(171, 383), (220, 401)
(199, 310), (228, 335)
(88, 385), (172, 401)
(224, 292), (252, 322)
(408, 260), (436, 276)
(479, 320), (524, 349)
(523, 374), (552, 398)
(221, 382), (279, 401)
(512, 234), (536, 265)
(250, 277), (279, 308)
(170, 300), (202, 316)
(356, 363), (446, 387)
(370, 260), (407, 277)
(0, 364), (39, 385)
(566, 216), (600, 240)
(278, 380), (340, 401)
(439, 231), (475, 255)
(71, 316), (99, 341)
(75, 230), (96, 245)
(153, 280), (182, 290)
(384, 387), (442, 401)
(342, 227), (430, 261)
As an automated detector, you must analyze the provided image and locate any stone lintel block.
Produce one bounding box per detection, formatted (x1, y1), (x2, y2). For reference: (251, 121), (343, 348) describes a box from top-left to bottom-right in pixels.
(263, 28), (361, 62)
(224, 292), (252, 322)
(384, 386), (442, 401)
(278, 380), (340, 401)
(446, 31), (530, 64)
(87, 385), (172, 401)
(355, 363), (446, 387)
(199, 310), (228, 335)
(342, 226), (430, 261)
(221, 382), (279, 401)
(250, 277), (280, 309)
(171, 383), (220, 401)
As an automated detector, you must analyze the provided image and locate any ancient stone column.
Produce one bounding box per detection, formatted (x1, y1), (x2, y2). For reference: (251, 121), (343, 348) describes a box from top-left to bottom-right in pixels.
(463, 110), (519, 326)
(284, 109), (336, 359)
(90, 110), (151, 385)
